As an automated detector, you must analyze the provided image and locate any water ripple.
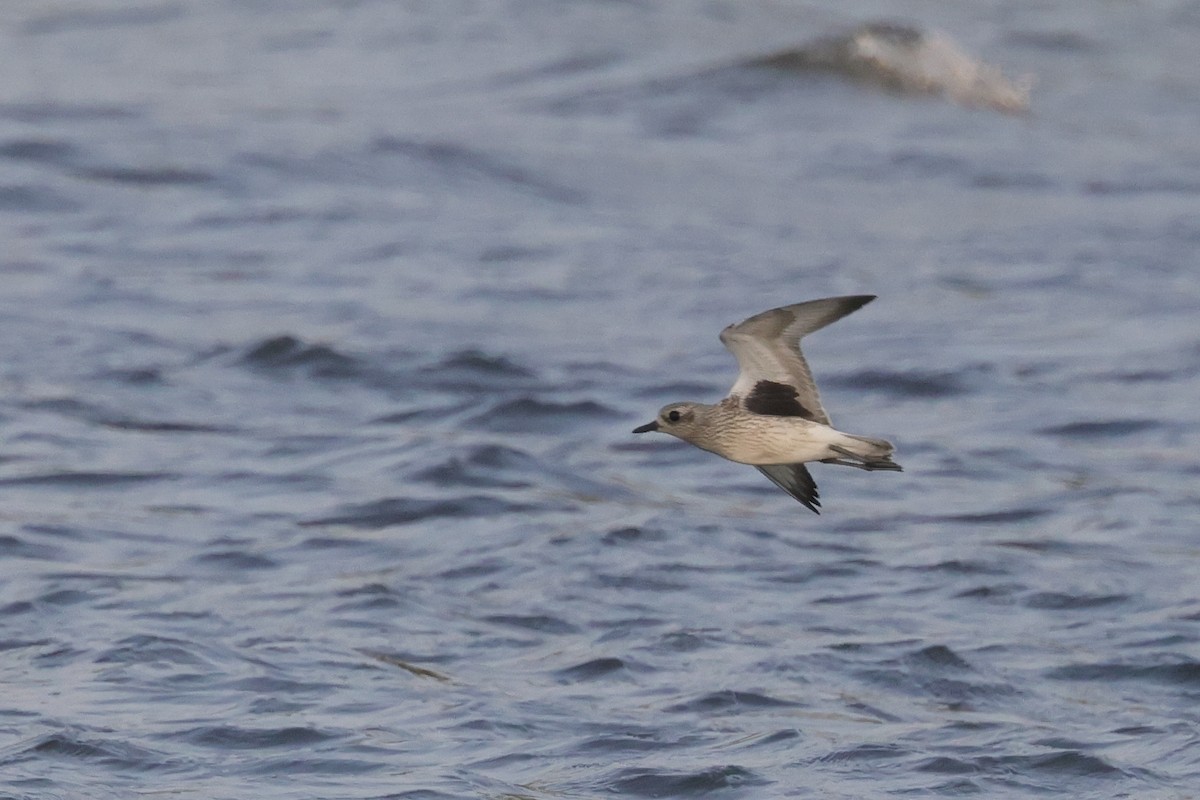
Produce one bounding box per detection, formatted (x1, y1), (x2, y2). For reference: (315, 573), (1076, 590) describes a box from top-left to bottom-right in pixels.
(302, 495), (544, 528)
(605, 764), (770, 796)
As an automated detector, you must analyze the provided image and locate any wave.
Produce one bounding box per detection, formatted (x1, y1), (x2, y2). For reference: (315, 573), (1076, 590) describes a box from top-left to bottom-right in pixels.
(747, 22), (1032, 114)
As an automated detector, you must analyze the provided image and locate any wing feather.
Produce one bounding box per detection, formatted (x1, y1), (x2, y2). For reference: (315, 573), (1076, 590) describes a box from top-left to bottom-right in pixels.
(755, 464), (821, 513)
(719, 295), (874, 426)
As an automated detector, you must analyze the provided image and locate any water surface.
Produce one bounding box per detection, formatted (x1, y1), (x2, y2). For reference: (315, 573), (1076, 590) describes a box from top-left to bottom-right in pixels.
(1, 2), (1199, 798)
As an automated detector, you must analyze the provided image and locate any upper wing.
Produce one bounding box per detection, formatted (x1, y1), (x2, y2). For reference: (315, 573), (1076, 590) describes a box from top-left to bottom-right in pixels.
(719, 295), (875, 426)
(755, 464), (821, 513)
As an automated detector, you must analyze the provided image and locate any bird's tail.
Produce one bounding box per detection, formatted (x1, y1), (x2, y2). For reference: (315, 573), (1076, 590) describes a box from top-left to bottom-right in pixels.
(826, 435), (903, 472)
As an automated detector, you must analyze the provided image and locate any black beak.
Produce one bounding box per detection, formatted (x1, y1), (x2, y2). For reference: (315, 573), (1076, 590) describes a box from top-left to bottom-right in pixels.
(632, 420), (659, 434)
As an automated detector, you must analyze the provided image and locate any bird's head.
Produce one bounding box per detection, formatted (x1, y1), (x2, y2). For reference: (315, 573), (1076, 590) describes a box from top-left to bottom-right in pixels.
(632, 402), (703, 442)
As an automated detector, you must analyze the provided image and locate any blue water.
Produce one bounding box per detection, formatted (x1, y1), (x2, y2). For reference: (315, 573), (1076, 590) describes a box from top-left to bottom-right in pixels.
(2, 2), (1199, 798)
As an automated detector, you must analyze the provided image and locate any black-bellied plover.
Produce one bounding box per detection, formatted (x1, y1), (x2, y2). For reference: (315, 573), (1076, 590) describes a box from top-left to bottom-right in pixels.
(633, 295), (901, 513)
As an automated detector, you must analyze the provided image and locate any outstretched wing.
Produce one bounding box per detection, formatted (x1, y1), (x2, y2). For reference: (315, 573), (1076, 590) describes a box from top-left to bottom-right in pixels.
(756, 464), (821, 514)
(719, 295), (875, 426)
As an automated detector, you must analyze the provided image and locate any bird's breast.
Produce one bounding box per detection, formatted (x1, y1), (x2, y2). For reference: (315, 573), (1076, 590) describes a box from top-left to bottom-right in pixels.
(705, 413), (838, 465)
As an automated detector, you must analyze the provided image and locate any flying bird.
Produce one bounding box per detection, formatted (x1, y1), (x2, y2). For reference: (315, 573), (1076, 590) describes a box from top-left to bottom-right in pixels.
(632, 295), (901, 513)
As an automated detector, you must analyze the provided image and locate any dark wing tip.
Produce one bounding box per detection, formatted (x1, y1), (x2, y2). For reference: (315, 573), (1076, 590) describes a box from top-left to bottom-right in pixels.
(841, 294), (877, 312)
(755, 464), (821, 514)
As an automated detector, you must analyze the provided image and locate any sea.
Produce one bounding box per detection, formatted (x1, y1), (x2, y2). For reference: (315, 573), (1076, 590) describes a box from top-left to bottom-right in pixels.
(1, 1), (1199, 798)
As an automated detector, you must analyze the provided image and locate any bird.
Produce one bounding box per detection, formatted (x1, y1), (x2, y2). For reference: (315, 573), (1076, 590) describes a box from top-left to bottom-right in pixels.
(632, 295), (900, 513)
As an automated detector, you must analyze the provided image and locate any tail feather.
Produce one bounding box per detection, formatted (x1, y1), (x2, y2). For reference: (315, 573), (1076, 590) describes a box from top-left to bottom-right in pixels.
(827, 435), (903, 472)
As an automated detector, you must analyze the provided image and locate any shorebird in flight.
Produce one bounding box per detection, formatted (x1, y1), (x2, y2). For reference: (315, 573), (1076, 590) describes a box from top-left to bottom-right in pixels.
(633, 295), (901, 513)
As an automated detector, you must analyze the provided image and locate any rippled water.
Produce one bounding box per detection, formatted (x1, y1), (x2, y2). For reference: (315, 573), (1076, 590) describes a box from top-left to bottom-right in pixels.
(2, 2), (1200, 798)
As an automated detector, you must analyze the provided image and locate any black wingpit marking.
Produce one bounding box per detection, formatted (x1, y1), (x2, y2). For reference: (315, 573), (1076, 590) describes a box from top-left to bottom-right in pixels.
(744, 380), (816, 420)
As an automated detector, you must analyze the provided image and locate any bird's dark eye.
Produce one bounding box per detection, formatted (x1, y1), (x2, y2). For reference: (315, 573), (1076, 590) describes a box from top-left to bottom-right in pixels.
(667, 410), (681, 422)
